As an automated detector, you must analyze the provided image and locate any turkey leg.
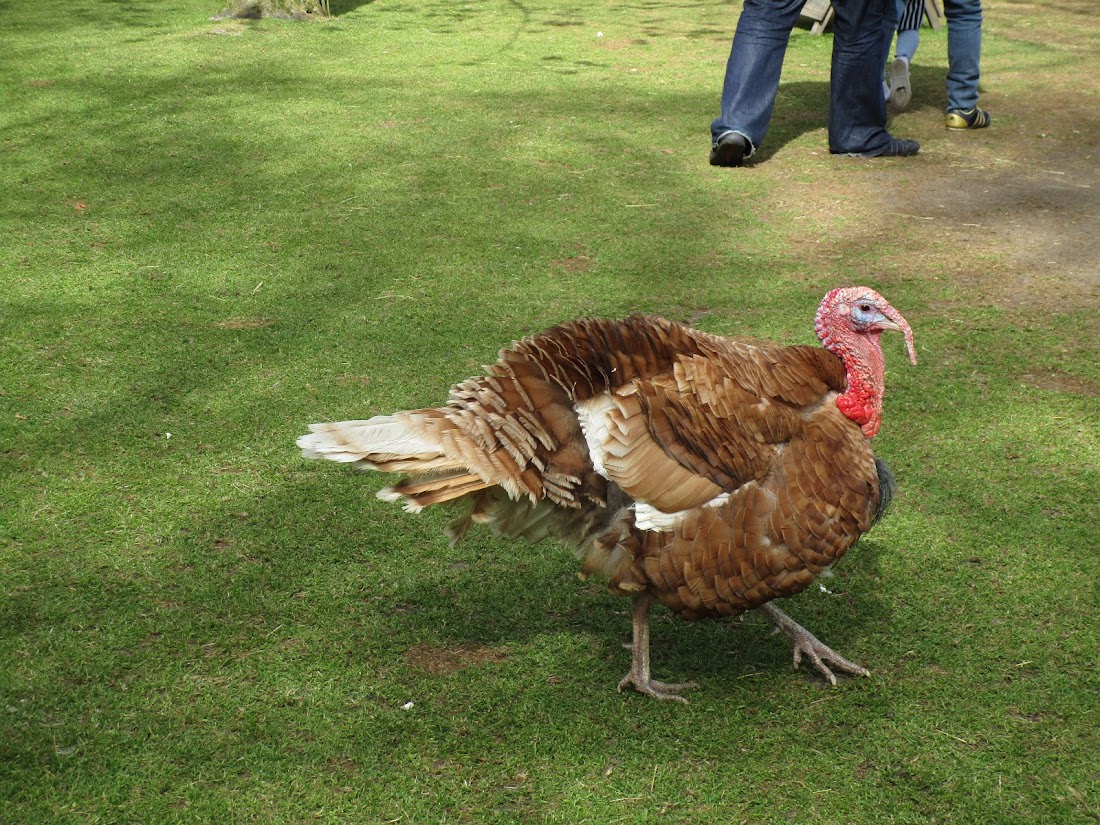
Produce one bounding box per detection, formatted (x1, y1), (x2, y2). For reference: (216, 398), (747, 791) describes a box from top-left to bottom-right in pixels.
(617, 594), (697, 702)
(757, 601), (870, 686)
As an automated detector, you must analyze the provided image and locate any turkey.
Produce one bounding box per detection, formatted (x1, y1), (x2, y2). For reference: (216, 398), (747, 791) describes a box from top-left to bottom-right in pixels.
(297, 286), (916, 701)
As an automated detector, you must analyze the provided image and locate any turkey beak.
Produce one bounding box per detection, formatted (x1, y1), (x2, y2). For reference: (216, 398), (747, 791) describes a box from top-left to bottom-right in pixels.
(877, 304), (918, 366)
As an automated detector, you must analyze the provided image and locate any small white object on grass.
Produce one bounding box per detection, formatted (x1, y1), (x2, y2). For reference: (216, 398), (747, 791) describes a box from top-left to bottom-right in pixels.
(401, 701), (415, 711)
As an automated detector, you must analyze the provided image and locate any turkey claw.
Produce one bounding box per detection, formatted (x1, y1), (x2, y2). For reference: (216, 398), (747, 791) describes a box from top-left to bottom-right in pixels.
(618, 673), (698, 703)
(757, 601), (869, 686)
(790, 635), (869, 686)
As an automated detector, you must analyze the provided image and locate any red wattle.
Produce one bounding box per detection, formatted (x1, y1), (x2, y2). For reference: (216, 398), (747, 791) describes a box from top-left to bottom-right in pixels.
(835, 374), (881, 437)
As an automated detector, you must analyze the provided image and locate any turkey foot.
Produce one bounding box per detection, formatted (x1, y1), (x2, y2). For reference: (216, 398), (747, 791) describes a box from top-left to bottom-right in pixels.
(618, 594), (697, 703)
(618, 672), (696, 702)
(757, 602), (869, 686)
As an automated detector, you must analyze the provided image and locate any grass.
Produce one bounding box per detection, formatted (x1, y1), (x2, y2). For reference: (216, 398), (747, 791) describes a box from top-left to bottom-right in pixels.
(2, 0), (1098, 822)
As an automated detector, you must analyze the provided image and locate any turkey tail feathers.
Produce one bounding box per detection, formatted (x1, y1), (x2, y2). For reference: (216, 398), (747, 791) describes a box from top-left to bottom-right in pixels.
(297, 415), (494, 512)
(297, 416), (442, 467)
(378, 473), (492, 513)
(871, 457), (895, 526)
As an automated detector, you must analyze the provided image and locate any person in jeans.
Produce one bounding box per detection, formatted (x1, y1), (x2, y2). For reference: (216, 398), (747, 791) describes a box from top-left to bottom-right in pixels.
(882, 0), (991, 129)
(710, 0), (919, 166)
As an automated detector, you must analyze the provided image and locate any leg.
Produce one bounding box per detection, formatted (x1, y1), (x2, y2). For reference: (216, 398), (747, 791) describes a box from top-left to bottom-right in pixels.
(888, 0), (921, 109)
(617, 594), (697, 702)
(757, 601), (870, 686)
(710, 0), (806, 155)
(881, 0), (903, 75)
(895, 0), (923, 62)
(895, 28), (920, 63)
(943, 0), (983, 112)
(880, 0), (902, 105)
(829, 0), (915, 156)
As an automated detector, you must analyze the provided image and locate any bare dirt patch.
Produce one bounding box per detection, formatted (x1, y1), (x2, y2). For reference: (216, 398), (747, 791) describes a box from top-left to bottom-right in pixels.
(1019, 371), (1100, 397)
(556, 254), (594, 273)
(404, 643), (509, 676)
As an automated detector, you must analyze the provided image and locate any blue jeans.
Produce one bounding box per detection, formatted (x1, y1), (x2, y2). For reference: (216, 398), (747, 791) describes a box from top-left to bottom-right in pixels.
(712, 0), (893, 156)
(944, 0), (982, 111)
(883, 0), (982, 111)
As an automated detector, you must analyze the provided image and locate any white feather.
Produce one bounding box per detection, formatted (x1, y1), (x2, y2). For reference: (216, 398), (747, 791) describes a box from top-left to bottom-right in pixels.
(705, 492), (731, 509)
(633, 492), (731, 533)
(297, 415), (441, 463)
(633, 502), (685, 532)
(377, 486), (425, 514)
(574, 394), (618, 479)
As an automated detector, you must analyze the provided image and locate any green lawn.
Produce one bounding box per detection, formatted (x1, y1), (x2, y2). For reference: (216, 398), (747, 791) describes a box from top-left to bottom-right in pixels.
(2, 0), (1097, 822)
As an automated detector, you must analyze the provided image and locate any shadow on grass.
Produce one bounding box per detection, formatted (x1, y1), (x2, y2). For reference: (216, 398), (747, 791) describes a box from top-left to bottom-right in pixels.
(1, 0), (183, 36)
(750, 61), (955, 161)
(236, 467), (893, 697)
(0, 453), (890, 703)
(328, 0), (376, 14)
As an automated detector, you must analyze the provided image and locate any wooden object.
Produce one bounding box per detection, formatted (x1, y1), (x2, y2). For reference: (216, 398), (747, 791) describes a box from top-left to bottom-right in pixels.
(800, 0), (944, 35)
(799, 0), (834, 35)
(923, 0), (944, 30)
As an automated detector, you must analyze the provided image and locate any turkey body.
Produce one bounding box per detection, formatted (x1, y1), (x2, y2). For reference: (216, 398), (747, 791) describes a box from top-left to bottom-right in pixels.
(299, 295), (914, 700)
(438, 315), (881, 616)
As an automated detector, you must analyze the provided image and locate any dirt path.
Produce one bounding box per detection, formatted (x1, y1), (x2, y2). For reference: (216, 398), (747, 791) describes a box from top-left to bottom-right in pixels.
(752, 0), (1099, 331)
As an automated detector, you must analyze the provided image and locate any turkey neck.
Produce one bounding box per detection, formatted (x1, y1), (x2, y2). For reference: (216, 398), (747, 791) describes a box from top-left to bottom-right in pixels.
(828, 331), (887, 439)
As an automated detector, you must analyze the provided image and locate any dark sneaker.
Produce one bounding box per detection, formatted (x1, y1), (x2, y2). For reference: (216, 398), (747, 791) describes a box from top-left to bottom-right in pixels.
(879, 137), (920, 156)
(709, 131), (750, 167)
(837, 136), (919, 158)
(945, 107), (991, 130)
(888, 57), (911, 111)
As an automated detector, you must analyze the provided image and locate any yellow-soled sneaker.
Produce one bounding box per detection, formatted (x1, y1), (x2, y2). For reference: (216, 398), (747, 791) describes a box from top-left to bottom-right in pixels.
(945, 107), (991, 130)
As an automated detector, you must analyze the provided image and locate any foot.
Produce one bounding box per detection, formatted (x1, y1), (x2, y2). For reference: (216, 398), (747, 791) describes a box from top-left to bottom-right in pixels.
(709, 130), (750, 167)
(618, 671), (697, 703)
(757, 602), (869, 686)
(945, 107), (991, 130)
(875, 137), (920, 158)
(888, 57), (911, 111)
(838, 137), (919, 158)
